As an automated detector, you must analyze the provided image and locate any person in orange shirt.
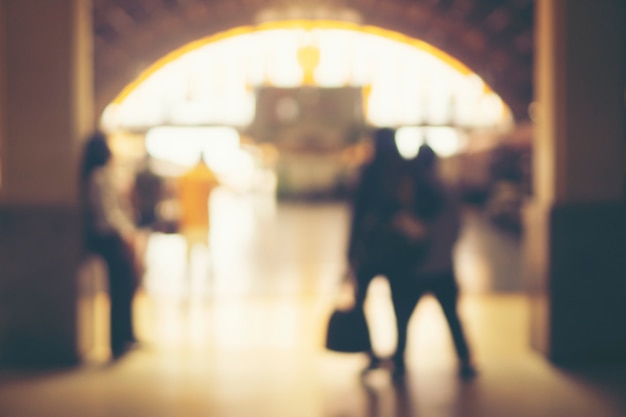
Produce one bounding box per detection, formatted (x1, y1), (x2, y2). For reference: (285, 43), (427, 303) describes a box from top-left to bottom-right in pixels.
(178, 154), (220, 263)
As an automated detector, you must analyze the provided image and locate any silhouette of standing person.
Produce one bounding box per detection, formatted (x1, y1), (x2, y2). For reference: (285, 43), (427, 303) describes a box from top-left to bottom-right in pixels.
(347, 128), (428, 373)
(81, 132), (139, 359)
(133, 155), (163, 231)
(177, 153), (220, 265)
(390, 144), (476, 378)
(132, 154), (164, 282)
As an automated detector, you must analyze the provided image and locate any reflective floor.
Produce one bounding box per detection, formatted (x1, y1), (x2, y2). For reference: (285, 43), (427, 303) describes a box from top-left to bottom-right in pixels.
(1, 189), (625, 417)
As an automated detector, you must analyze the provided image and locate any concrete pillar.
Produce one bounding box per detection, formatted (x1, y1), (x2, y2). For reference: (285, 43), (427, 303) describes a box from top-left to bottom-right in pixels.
(0, 0), (94, 366)
(527, 0), (626, 363)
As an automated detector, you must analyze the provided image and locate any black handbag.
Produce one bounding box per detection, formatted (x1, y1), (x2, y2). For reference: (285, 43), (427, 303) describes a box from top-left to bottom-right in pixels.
(325, 305), (372, 353)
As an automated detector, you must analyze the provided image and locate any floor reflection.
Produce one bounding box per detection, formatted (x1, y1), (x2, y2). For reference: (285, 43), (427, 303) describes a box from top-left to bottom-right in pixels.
(137, 188), (523, 357)
(1, 189), (624, 417)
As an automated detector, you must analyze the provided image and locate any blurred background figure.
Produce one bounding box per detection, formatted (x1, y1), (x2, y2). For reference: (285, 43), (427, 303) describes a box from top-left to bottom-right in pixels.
(80, 132), (139, 360)
(133, 155), (164, 232)
(177, 153), (220, 266)
(132, 155), (165, 283)
(393, 144), (476, 378)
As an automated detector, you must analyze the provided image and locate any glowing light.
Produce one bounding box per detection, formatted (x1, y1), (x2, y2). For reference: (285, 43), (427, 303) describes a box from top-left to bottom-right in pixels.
(395, 127), (425, 159)
(104, 21), (512, 131)
(145, 126), (240, 169)
(145, 126), (263, 190)
(396, 126), (467, 158)
(314, 29), (351, 87)
(266, 31), (304, 86)
(426, 127), (466, 157)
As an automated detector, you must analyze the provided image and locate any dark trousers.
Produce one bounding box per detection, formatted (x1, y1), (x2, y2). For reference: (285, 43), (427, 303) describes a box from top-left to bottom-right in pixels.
(88, 233), (137, 354)
(355, 267), (470, 363)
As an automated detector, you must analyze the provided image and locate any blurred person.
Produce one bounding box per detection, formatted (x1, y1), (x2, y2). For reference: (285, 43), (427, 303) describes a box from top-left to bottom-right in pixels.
(80, 132), (139, 359)
(133, 154), (164, 231)
(347, 128), (430, 375)
(390, 144), (476, 379)
(178, 153), (220, 263)
(132, 154), (164, 278)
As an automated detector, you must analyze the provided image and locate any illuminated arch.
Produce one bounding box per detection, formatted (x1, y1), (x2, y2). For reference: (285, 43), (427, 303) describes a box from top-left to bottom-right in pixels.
(103, 20), (512, 132)
(111, 20), (487, 105)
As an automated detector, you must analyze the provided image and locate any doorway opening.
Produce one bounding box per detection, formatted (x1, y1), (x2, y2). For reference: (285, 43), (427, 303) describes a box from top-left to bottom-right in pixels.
(88, 20), (526, 365)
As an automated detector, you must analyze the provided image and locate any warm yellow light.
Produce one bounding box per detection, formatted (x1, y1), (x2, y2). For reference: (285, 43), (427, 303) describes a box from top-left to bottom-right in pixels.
(106, 20), (512, 131)
(297, 42), (321, 86)
(111, 20), (489, 106)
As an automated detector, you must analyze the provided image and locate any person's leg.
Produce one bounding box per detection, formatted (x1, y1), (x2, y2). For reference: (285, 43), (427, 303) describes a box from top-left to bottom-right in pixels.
(388, 272), (423, 376)
(353, 267), (373, 308)
(183, 230), (194, 268)
(431, 270), (476, 377)
(98, 239), (125, 357)
(103, 237), (137, 357)
(353, 267), (380, 370)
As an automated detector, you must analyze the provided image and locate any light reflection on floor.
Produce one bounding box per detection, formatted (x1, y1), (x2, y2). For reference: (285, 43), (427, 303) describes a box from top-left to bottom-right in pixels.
(138, 189), (461, 354)
(137, 188), (523, 353)
(1, 189), (624, 417)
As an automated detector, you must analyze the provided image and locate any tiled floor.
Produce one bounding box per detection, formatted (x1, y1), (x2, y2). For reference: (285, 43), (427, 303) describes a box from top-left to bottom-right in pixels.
(1, 189), (625, 417)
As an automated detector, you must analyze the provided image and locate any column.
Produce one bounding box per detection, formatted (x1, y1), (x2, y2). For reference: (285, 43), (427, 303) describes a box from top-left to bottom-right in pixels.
(0, 0), (94, 366)
(527, 0), (626, 363)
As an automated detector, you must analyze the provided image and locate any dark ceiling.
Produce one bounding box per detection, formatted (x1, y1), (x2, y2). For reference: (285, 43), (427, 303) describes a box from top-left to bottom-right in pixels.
(93, 0), (534, 121)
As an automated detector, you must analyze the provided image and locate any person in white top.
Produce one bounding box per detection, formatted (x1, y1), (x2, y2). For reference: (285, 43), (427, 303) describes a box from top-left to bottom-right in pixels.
(81, 132), (138, 359)
(88, 161), (136, 241)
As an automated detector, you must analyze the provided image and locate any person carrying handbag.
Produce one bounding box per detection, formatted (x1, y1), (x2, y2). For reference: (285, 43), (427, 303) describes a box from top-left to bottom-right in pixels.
(345, 128), (431, 375)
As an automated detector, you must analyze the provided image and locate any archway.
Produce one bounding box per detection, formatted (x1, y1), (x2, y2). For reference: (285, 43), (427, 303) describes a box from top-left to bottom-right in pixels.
(92, 20), (527, 358)
(100, 20), (517, 200)
(93, 1), (533, 119)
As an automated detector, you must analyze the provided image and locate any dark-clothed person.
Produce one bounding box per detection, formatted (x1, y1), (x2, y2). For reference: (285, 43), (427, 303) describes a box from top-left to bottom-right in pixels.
(391, 144), (475, 378)
(348, 134), (475, 379)
(80, 132), (138, 359)
(348, 128), (428, 374)
(134, 156), (163, 229)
